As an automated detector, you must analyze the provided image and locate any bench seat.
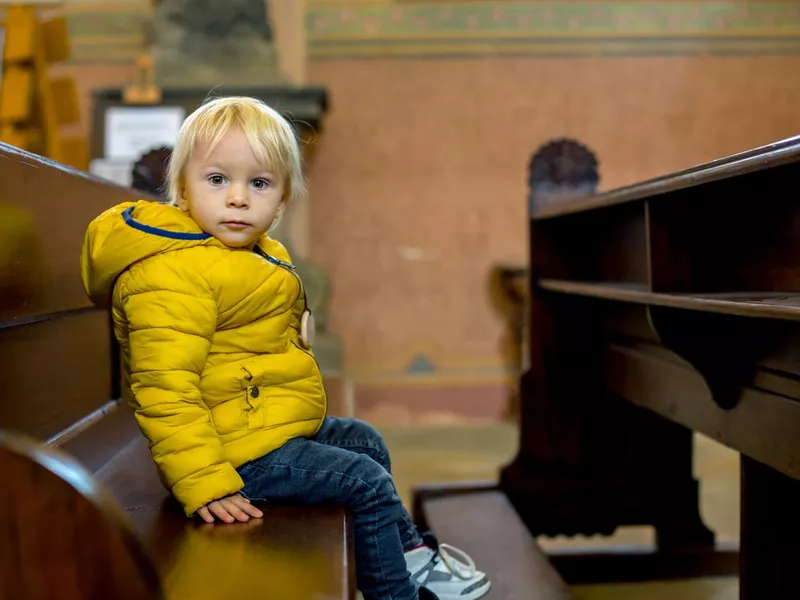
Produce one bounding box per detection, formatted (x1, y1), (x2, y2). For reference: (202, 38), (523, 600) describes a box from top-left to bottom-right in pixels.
(414, 486), (572, 600)
(95, 433), (355, 600)
(2, 407), (355, 600)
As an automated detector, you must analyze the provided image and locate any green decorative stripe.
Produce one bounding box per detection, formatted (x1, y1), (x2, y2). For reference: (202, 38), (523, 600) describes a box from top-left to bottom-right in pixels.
(67, 6), (145, 63)
(68, 12), (143, 38)
(308, 36), (800, 59)
(307, 2), (800, 38)
(62, 2), (800, 63)
(306, 1), (800, 58)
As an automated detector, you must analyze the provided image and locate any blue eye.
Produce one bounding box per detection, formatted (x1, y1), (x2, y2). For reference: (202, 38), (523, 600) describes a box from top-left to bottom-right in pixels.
(252, 178), (270, 190)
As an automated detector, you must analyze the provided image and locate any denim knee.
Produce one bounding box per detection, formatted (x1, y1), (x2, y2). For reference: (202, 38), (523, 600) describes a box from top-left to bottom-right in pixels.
(346, 454), (403, 520)
(351, 419), (392, 472)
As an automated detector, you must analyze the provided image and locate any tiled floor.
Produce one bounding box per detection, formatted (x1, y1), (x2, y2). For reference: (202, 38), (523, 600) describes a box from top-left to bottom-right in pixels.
(380, 422), (739, 599)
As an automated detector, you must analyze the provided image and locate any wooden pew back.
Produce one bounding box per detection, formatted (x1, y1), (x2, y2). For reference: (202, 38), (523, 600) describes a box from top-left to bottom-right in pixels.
(0, 142), (146, 464)
(501, 136), (800, 595)
(520, 135), (800, 482)
(0, 143), (162, 599)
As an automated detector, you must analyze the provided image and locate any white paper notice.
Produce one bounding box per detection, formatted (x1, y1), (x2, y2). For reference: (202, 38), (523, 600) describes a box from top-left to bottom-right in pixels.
(104, 106), (185, 160)
(89, 158), (134, 187)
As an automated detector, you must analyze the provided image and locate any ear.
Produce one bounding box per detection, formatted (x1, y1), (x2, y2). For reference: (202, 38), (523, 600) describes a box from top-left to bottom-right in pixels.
(177, 185), (189, 212)
(268, 202), (287, 234)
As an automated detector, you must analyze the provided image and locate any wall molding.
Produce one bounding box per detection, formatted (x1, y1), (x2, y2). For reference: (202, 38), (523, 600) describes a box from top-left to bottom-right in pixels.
(62, 2), (800, 63)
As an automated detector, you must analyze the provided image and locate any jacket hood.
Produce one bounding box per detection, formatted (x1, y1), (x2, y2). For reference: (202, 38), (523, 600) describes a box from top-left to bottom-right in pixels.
(81, 200), (215, 306)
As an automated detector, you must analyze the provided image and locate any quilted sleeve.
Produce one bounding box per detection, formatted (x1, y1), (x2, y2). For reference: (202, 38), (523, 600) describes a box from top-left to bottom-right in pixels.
(120, 262), (243, 516)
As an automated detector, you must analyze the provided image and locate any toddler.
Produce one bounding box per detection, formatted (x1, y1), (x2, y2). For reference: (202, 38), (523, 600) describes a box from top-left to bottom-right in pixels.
(81, 96), (491, 600)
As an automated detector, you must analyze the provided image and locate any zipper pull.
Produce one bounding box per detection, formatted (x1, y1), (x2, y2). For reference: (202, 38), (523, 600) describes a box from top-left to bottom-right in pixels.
(253, 246), (296, 270)
(266, 255), (297, 270)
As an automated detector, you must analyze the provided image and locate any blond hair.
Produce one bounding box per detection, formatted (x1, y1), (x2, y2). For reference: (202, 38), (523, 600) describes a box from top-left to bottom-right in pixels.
(166, 96), (306, 208)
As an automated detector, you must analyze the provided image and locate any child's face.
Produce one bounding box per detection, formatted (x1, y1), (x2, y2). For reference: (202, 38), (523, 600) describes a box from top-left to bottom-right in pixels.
(179, 127), (285, 248)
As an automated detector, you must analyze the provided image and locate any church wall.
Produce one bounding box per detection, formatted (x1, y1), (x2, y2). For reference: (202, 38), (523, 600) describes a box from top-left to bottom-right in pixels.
(32, 1), (800, 422)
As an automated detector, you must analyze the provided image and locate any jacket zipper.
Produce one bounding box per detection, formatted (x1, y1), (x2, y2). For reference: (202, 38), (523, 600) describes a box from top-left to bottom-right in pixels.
(253, 246), (329, 414)
(254, 246), (303, 306)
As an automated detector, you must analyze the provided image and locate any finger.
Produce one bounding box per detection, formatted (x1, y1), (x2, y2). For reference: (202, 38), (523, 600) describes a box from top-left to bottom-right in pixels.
(233, 496), (263, 518)
(197, 506), (214, 524)
(204, 517), (261, 536)
(221, 498), (250, 522)
(209, 501), (235, 524)
(223, 497), (255, 521)
(232, 495), (254, 510)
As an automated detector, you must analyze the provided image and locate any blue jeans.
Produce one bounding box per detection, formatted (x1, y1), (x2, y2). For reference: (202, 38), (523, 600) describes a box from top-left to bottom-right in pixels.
(237, 417), (423, 600)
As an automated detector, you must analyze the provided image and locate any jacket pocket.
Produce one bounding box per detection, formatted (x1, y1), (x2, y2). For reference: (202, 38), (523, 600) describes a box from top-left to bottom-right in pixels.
(239, 367), (267, 429)
(245, 383), (267, 429)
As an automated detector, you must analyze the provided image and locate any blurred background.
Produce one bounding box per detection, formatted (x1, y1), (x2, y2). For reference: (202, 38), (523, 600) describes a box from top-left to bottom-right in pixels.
(24, 0), (800, 430)
(4, 1), (800, 597)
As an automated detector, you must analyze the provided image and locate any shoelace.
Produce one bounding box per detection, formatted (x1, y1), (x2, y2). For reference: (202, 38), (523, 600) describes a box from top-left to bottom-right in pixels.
(435, 543), (477, 580)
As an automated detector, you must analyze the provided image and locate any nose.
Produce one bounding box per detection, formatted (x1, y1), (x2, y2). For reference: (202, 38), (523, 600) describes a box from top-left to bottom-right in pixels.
(226, 186), (249, 208)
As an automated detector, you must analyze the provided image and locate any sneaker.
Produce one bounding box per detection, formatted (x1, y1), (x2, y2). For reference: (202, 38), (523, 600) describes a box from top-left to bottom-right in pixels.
(405, 538), (491, 600)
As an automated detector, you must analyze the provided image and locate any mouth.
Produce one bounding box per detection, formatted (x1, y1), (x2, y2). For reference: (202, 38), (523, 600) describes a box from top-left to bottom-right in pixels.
(222, 221), (251, 229)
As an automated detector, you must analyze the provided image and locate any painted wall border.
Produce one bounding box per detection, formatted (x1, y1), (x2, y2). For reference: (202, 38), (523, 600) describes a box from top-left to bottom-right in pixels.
(306, 2), (800, 58)
(57, 1), (800, 63)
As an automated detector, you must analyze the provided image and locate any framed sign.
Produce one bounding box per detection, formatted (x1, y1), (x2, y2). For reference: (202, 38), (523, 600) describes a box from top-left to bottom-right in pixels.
(103, 106), (184, 160)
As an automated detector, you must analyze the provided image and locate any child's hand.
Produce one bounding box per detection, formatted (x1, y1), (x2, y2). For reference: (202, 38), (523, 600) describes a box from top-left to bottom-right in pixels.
(197, 493), (264, 524)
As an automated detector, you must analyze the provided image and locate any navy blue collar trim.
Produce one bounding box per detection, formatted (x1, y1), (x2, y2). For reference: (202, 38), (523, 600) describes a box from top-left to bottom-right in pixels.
(122, 206), (212, 241)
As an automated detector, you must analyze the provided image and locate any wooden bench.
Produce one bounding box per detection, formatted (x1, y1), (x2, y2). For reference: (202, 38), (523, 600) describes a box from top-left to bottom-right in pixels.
(0, 142), (354, 600)
(415, 137), (800, 599)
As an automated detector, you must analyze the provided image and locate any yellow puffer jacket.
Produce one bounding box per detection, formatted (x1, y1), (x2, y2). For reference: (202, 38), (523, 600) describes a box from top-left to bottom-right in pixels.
(81, 200), (327, 516)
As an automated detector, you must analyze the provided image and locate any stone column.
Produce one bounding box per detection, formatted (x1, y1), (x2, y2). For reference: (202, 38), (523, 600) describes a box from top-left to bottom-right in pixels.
(267, 0), (308, 86)
(150, 0), (310, 259)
